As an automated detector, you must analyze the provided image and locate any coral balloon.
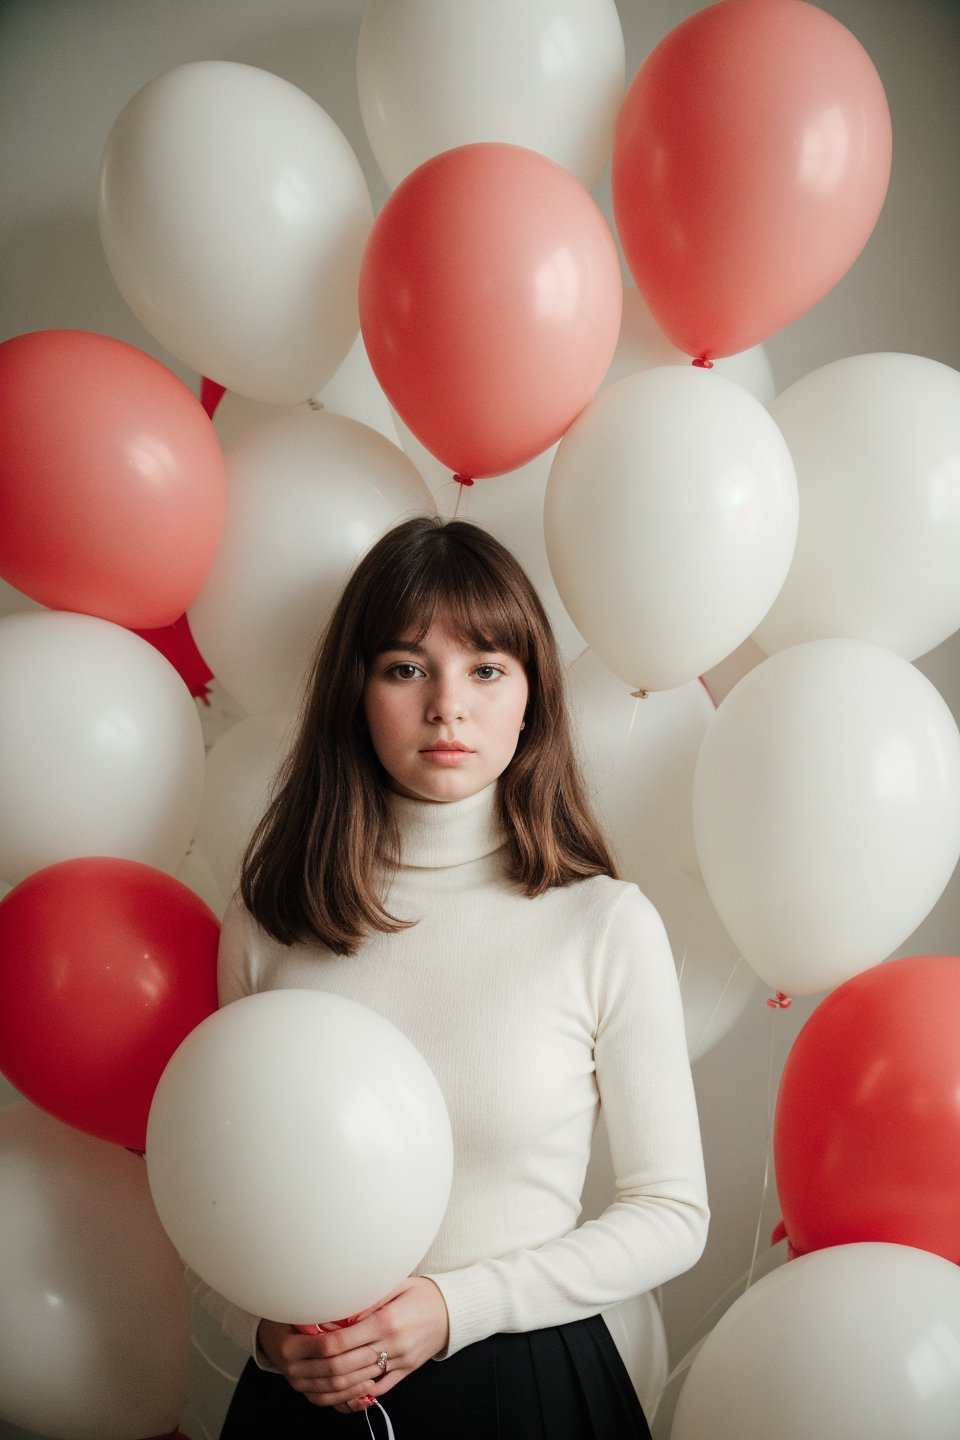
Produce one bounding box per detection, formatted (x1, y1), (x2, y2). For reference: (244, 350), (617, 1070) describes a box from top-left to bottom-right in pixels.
(99, 62), (372, 404)
(0, 330), (226, 628)
(0, 859), (220, 1151)
(672, 1243), (960, 1440)
(774, 954), (960, 1262)
(0, 1104), (190, 1440)
(612, 0), (892, 359)
(147, 989), (453, 1324)
(358, 0), (625, 190)
(360, 141), (622, 478)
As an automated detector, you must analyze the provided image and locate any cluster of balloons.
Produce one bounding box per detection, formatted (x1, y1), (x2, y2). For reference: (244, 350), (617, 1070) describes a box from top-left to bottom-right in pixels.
(672, 952), (960, 1440)
(1, 0), (958, 1436)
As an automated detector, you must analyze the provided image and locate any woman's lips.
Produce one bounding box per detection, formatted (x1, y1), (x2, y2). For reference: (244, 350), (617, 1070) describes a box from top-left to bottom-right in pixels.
(420, 744), (473, 765)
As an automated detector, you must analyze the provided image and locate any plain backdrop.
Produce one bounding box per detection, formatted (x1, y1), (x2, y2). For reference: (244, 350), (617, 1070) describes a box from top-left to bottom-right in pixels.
(1, 2), (959, 1437)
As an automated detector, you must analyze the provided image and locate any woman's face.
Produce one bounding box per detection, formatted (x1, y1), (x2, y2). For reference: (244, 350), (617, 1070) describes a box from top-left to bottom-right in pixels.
(362, 615), (529, 804)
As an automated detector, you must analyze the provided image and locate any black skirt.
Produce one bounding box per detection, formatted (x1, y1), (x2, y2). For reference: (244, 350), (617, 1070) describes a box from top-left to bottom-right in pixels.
(218, 1313), (653, 1440)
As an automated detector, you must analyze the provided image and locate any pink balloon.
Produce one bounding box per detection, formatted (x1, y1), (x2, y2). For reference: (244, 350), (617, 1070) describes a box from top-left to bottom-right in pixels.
(360, 142), (622, 479)
(0, 330), (227, 628)
(612, 0), (892, 359)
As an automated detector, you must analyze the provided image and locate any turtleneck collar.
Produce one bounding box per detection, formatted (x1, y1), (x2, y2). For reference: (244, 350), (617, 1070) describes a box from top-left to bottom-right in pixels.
(385, 784), (507, 869)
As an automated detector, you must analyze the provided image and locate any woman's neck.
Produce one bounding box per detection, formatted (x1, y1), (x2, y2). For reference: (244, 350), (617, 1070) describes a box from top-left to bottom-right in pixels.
(386, 785), (506, 869)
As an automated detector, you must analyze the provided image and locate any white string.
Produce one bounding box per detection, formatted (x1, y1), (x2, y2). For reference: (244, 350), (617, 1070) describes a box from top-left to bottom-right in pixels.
(625, 691), (642, 745)
(182, 1407), (215, 1440)
(189, 1331), (241, 1384)
(365, 1398), (397, 1439)
(688, 954), (745, 1059)
(675, 925), (690, 988)
(745, 1001), (780, 1292)
(451, 478), (471, 519)
(649, 1002), (784, 1420)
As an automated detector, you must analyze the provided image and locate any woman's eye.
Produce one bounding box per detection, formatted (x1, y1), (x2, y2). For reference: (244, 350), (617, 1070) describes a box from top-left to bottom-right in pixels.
(474, 664), (502, 681)
(389, 662), (423, 680)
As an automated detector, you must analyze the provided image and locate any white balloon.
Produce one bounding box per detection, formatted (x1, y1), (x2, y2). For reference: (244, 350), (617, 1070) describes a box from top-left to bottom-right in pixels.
(146, 989), (454, 1324)
(672, 1243), (960, 1440)
(608, 288), (776, 403)
(754, 352), (960, 661)
(545, 367), (798, 692)
(0, 1103), (190, 1440)
(187, 410), (435, 714)
(357, 0), (625, 191)
(566, 651), (754, 1057)
(654, 867), (758, 1064)
(601, 1290), (668, 1421)
(693, 639), (960, 995)
(567, 649), (713, 877)
(99, 61), (372, 404)
(196, 712), (293, 901)
(0, 612), (205, 886)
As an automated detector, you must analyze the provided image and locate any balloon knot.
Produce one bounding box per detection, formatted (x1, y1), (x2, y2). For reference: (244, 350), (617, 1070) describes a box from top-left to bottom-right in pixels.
(692, 354), (714, 369)
(453, 473), (474, 487)
(630, 689), (649, 700)
(766, 990), (793, 1009)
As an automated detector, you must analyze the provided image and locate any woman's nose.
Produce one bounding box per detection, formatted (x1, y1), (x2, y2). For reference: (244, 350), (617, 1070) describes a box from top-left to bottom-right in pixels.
(427, 679), (465, 723)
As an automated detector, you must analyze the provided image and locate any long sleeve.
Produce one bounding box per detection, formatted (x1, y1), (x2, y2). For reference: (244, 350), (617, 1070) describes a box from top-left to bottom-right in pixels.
(425, 886), (708, 1355)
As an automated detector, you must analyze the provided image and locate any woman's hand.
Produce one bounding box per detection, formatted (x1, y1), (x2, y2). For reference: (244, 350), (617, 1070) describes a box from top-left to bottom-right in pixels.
(256, 1276), (450, 1413)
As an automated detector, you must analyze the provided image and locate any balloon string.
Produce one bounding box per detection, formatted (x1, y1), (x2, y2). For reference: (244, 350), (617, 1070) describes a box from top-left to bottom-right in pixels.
(189, 1331), (240, 1384)
(365, 1399), (397, 1439)
(452, 476), (474, 520)
(745, 1001), (780, 1293)
(689, 955), (746, 1059)
(625, 691), (644, 745)
(675, 922), (690, 989)
(651, 1001), (784, 1420)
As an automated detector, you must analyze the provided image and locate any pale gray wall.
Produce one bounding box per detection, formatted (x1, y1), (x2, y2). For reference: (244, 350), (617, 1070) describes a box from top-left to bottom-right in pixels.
(1, 3), (958, 1438)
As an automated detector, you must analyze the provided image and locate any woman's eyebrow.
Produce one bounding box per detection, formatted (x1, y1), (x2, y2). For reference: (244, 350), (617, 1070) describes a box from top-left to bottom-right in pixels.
(378, 640), (426, 655)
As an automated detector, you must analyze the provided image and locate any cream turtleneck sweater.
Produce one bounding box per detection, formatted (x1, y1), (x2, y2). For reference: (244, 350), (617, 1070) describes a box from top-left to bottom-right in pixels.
(206, 784), (708, 1359)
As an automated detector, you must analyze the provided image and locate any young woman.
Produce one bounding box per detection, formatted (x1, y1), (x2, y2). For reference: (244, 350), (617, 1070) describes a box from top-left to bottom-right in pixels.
(203, 515), (708, 1439)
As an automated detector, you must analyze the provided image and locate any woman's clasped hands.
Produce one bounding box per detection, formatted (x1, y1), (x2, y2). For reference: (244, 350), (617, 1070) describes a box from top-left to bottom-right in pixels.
(257, 1276), (450, 1414)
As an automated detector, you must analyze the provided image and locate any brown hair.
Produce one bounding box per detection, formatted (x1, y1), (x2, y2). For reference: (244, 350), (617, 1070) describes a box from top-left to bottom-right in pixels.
(240, 515), (615, 952)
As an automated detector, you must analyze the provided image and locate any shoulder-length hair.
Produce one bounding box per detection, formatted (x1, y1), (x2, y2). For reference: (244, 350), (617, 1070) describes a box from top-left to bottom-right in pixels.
(240, 514), (615, 953)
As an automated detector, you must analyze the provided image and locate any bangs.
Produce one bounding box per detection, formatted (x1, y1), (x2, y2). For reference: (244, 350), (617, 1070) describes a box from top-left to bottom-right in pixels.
(360, 530), (535, 664)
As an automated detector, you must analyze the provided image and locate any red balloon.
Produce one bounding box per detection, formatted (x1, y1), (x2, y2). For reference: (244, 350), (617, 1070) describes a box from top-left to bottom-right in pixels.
(0, 330), (227, 628)
(0, 857), (220, 1151)
(200, 375), (226, 417)
(133, 612), (215, 703)
(611, 0), (892, 359)
(359, 142), (622, 479)
(774, 954), (960, 1263)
